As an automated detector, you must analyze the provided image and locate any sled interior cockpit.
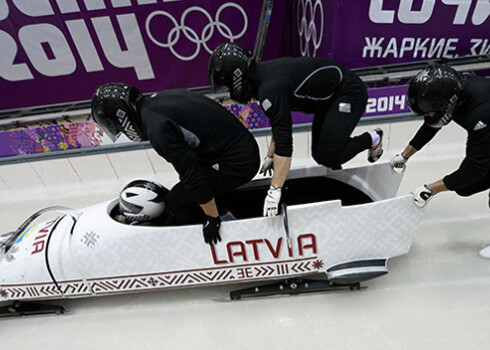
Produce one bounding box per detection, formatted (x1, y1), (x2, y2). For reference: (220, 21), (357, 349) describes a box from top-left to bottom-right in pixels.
(108, 165), (379, 226)
(220, 175), (373, 219)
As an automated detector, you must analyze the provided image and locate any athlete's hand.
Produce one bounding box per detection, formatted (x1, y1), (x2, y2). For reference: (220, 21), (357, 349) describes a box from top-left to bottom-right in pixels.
(263, 185), (282, 217)
(260, 156), (274, 176)
(203, 216), (221, 245)
(390, 154), (408, 172)
(411, 185), (433, 208)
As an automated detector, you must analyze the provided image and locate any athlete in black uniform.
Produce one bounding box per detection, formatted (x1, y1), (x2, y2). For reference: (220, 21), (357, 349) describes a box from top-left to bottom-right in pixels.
(209, 42), (383, 217)
(91, 84), (260, 245)
(391, 64), (490, 252)
(391, 64), (489, 207)
(391, 64), (490, 258)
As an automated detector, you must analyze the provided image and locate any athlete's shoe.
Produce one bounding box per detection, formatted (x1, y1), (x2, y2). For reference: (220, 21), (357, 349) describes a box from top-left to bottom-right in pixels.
(368, 128), (384, 163)
(479, 246), (490, 259)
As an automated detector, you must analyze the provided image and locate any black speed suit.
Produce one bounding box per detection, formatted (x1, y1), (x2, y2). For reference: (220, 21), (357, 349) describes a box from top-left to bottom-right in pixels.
(252, 57), (371, 167)
(410, 75), (490, 197)
(138, 89), (260, 224)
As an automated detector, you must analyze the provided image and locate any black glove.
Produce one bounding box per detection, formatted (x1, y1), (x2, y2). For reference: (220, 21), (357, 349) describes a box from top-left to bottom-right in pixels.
(203, 215), (221, 245)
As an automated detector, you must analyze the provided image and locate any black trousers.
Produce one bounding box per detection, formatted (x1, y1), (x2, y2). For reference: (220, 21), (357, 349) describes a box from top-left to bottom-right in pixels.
(455, 170), (490, 197)
(166, 135), (260, 225)
(311, 73), (371, 168)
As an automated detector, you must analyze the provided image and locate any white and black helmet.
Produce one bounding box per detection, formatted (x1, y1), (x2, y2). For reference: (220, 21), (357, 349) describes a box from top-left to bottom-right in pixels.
(119, 180), (169, 222)
(209, 42), (256, 103)
(407, 64), (465, 128)
(91, 83), (147, 142)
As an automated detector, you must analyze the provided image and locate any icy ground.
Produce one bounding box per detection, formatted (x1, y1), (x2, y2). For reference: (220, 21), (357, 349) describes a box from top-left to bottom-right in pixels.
(0, 154), (489, 350)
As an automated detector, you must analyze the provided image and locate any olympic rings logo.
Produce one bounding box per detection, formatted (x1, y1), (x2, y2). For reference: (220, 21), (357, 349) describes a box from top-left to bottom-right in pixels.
(297, 0), (324, 57)
(146, 3), (248, 61)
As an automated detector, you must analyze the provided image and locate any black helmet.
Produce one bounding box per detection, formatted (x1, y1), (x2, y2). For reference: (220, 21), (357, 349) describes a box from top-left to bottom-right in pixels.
(407, 64), (464, 119)
(119, 180), (169, 223)
(208, 42), (256, 103)
(91, 83), (147, 142)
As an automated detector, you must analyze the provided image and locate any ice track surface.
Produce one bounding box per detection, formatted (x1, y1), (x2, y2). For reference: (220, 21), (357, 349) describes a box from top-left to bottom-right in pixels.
(0, 155), (489, 350)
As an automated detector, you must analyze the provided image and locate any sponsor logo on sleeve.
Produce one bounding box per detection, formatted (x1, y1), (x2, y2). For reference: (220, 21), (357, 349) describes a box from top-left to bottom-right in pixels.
(474, 121), (487, 131)
(261, 98), (272, 111)
(339, 102), (351, 113)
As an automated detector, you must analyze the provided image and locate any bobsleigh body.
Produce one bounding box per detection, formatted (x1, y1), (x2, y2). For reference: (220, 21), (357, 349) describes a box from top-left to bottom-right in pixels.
(0, 163), (424, 302)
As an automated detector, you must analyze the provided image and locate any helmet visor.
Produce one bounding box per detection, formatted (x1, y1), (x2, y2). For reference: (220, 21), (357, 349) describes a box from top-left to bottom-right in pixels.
(93, 109), (121, 142)
(210, 70), (229, 92)
(407, 96), (425, 115)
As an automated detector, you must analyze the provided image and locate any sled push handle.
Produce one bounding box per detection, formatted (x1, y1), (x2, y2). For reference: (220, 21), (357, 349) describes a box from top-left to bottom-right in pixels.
(281, 203), (292, 248)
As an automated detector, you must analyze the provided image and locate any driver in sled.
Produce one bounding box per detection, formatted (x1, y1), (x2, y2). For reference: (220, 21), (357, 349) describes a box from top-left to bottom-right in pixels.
(112, 179), (173, 226)
(113, 178), (241, 225)
(91, 84), (260, 245)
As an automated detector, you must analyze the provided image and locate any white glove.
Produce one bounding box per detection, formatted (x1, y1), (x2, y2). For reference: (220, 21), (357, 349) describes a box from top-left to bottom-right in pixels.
(260, 156), (274, 176)
(263, 185), (282, 217)
(390, 154), (408, 172)
(411, 185), (433, 208)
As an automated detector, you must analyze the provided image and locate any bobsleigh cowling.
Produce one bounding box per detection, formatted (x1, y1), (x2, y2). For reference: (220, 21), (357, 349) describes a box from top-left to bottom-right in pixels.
(0, 163), (424, 302)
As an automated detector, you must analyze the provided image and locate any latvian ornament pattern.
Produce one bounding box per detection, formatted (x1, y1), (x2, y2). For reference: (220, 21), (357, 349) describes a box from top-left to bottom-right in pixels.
(0, 257), (320, 300)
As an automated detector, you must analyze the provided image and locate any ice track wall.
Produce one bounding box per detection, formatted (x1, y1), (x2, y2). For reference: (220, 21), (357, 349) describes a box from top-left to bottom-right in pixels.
(0, 119), (467, 205)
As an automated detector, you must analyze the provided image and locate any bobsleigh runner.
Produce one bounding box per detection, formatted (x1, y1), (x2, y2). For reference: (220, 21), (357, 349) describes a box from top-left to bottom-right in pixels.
(0, 163), (424, 316)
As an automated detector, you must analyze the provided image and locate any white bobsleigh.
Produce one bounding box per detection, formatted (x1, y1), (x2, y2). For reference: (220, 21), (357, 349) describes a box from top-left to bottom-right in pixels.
(0, 163), (424, 303)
